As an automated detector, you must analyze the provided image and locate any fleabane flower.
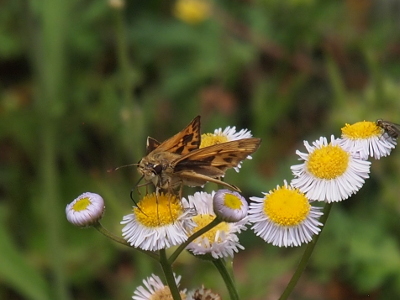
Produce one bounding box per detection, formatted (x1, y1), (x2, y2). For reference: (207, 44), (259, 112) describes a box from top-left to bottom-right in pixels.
(340, 120), (396, 160)
(200, 126), (253, 148)
(187, 286), (221, 300)
(213, 189), (248, 222)
(249, 181), (323, 247)
(132, 274), (186, 300)
(121, 192), (195, 251)
(291, 135), (371, 202)
(173, 0), (211, 24)
(200, 125), (253, 171)
(66, 192), (105, 227)
(184, 191), (248, 259)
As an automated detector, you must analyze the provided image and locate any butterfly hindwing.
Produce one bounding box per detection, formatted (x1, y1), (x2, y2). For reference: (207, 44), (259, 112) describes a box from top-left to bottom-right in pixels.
(146, 137), (161, 154)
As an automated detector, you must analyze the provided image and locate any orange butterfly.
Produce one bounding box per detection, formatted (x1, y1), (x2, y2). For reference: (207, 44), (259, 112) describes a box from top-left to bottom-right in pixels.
(137, 116), (261, 195)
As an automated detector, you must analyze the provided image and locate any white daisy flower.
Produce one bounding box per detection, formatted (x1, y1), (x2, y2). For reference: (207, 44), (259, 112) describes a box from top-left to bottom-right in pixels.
(132, 273), (186, 300)
(186, 286), (222, 300)
(66, 192), (105, 227)
(184, 191), (248, 259)
(213, 189), (248, 223)
(249, 181), (323, 247)
(200, 126), (253, 172)
(121, 192), (195, 251)
(291, 135), (371, 202)
(340, 120), (396, 160)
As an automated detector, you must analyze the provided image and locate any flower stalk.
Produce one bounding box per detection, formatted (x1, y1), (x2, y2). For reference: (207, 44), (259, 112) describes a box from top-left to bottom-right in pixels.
(213, 259), (240, 300)
(278, 202), (333, 300)
(169, 217), (222, 264)
(160, 249), (182, 300)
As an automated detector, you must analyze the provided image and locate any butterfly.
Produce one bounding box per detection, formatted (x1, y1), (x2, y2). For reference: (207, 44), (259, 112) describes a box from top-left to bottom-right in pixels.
(376, 119), (400, 139)
(137, 116), (261, 195)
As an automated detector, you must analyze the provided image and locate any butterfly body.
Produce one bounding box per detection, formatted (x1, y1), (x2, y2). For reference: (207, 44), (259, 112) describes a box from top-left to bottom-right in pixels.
(138, 151), (181, 190)
(137, 116), (261, 194)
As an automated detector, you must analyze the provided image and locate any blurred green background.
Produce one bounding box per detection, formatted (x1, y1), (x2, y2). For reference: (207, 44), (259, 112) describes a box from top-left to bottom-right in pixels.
(2, 0), (400, 299)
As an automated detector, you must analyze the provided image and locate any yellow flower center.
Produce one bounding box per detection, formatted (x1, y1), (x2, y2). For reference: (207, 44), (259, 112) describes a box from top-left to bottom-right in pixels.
(264, 187), (310, 226)
(173, 0), (211, 24)
(223, 193), (242, 210)
(134, 193), (183, 227)
(307, 145), (349, 179)
(200, 133), (228, 148)
(73, 197), (91, 211)
(191, 214), (229, 245)
(341, 121), (381, 139)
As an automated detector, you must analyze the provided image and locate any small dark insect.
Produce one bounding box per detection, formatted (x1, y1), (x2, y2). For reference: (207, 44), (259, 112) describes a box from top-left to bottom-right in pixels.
(376, 119), (400, 139)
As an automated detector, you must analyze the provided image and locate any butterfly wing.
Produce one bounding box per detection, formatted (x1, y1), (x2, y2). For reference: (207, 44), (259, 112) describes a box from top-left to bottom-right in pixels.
(172, 138), (262, 177)
(149, 115), (201, 155)
(146, 137), (161, 154)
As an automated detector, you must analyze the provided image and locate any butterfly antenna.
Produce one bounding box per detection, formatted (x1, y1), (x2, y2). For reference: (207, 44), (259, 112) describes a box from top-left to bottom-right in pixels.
(107, 163), (138, 173)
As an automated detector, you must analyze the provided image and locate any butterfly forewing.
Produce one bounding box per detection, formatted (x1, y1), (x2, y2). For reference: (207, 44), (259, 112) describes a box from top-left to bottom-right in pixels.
(152, 116), (201, 155)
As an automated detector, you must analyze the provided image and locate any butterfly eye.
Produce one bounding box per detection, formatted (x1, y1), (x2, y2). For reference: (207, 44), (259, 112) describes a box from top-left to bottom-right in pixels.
(152, 164), (163, 175)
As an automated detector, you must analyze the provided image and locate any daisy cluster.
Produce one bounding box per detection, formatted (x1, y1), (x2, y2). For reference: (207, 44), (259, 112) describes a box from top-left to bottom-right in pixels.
(65, 119), (397, 299)
(250, 120), (396, 248)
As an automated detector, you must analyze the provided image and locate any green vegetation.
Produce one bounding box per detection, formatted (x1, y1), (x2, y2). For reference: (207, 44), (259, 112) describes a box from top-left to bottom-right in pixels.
(1, 0), (400, 299)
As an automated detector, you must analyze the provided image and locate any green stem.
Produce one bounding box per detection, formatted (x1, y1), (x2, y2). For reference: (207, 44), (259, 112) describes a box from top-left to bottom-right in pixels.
(168, 218), (222, 264)
(160, 249), (182, 300)
(278, 203), (333, 300)
(41, 120), (65, 300)
(213, 259), (240, 300)
(32, 0), (70, 298)
(113, 8), (133, 106)
(93, 223), (159, 261)
(113, 6), (144, 162)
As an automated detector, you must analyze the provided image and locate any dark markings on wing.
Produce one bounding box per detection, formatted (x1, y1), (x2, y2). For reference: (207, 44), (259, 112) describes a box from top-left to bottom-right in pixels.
(174, 145), (184, 155)
(151, 116), (201, 155)
(183, 133), (194, 144)
(174, 133), (195, 154)
(223, 157), (233, 163)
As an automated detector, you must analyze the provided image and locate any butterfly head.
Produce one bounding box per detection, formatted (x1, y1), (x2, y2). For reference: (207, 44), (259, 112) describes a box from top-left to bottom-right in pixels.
(138, 158), (162, 179)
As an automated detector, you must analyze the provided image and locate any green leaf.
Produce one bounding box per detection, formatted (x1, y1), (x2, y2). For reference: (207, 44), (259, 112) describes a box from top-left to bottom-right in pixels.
(0, 207), (50, 300)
